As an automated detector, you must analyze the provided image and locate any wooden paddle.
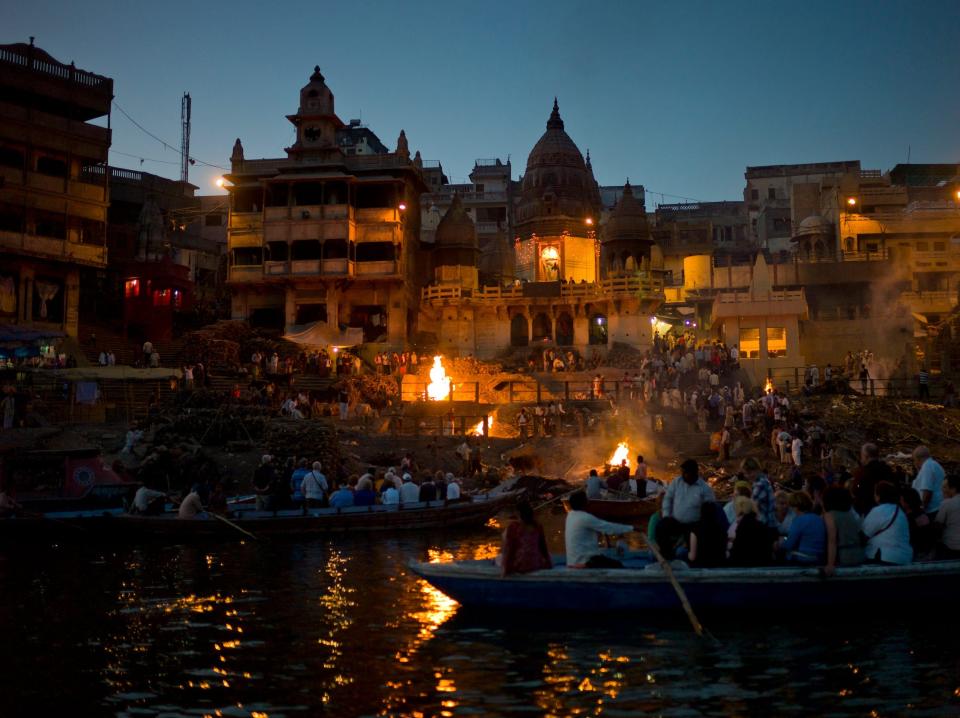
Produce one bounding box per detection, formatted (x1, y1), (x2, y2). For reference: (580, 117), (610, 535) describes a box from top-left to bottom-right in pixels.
(641, 535), (707, 639)
(210, 512), (260, 541)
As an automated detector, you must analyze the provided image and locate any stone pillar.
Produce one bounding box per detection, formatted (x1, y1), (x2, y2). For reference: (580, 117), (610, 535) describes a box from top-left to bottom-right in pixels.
(284, 287), (297, 330)
(20, 267), (34, 323)
(64, 270), (79, 337)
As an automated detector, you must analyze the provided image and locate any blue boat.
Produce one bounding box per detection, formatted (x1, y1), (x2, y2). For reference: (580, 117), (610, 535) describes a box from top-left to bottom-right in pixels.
(410, 553), (960, 612)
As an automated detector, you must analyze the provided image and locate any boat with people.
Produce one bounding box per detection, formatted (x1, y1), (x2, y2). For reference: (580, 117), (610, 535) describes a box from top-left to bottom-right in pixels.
(411, 552), (960, 612)
(0, 491), (520, 542)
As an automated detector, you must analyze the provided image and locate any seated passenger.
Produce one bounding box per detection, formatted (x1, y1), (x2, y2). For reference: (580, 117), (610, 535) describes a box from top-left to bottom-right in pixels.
(723, 481), (753, 525)
(501, 501), (552, 576)
(132, 484), (167, 515)
(687, 501), (727, 568)
(177, 490), (205, 519)
(354, 475), (377, 506)
(329, 479), (356, 509)
(382, 478), (400, 505)
(935, 474), (960, 559)
(585, 469), (605, 500)
(419, 474), (438, 502)
(901, 487), (935, 561)
(823, 486), (864, 576)
(862, 481), (912, 565)
(774, 490), (796, 536)
(780, 491), (826, 565)
(728, 497), (774, 567)
(564, 490), (634, 568)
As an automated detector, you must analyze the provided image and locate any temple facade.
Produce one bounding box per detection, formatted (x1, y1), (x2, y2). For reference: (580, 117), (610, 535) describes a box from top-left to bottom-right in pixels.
(419, 101), (665, 358)
(224, 67), (428, 345)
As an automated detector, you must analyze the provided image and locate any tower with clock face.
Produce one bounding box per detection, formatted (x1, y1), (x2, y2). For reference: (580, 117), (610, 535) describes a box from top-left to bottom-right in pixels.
(286, 65), (344, 159)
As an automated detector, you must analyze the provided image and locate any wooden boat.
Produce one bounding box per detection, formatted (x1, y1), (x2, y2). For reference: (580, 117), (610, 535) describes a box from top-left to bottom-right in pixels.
(560, 495), (658, 523)
(0, 491), (519, 542)
(410, 553), (960, 612)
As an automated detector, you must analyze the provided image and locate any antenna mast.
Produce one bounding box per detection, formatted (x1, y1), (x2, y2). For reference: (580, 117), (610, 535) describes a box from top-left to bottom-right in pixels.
(180, 92), (191, 183)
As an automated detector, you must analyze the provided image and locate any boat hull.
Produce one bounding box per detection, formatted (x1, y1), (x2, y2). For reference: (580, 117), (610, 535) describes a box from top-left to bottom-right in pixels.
(411, 557), (960, 612)
(0, 493), (518, 543)
(560, 497), (657, 522)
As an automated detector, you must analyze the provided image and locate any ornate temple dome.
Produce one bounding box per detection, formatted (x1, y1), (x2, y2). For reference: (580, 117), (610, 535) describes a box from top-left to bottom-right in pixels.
(602, 181), (651, 245)
(516, 99), (600, 237)
(434, 193), (477, 250)
(794, 214), (832, 238)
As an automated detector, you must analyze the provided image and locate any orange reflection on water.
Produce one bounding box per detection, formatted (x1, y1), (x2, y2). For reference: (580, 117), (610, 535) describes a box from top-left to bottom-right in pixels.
(536, 644), (630, 716)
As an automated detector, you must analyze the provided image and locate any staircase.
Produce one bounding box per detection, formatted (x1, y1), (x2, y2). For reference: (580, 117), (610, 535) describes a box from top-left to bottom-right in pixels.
(77, 320), (188, 368)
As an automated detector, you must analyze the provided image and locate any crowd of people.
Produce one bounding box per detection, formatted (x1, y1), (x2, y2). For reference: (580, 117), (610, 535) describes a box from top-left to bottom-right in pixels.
(497, 444), (960, 576)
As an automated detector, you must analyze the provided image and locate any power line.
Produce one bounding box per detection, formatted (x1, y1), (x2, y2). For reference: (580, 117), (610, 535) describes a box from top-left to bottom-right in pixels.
(112, 99), (228, 171)
(110, 149), (181, 166)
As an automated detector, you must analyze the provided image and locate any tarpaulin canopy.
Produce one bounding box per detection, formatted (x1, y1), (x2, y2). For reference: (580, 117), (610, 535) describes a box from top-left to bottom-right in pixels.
(283, 322), (363, 348)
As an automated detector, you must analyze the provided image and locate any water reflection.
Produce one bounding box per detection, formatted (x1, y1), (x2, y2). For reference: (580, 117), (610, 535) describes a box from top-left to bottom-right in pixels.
(2, 535), (960, 717)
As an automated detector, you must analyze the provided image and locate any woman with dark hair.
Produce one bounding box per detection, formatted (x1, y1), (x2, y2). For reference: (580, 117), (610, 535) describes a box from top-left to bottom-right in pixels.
(501, 501), (552, 576)
(823, 486), (863, 576)
(901, 487), (935, 561)
(863, 481), (912, 565)
(687, 501), (728, 568)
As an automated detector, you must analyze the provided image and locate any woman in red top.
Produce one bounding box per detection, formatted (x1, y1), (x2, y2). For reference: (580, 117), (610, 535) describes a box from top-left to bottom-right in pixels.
(501, 501), (552, 576)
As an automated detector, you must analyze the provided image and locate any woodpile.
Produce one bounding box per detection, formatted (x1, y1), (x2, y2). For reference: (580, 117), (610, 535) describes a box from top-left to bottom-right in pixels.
(262, 418), (340, 470)
(182, 320), (302, 367)
(604, 342), (645, 371)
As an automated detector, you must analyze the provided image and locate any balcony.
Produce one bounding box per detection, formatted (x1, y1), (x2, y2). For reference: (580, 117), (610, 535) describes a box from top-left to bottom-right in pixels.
(264, 261), (288, 275)
(356, 208), (400, 223)
(354, 260), (399, 276)
(228, 265), (263, 283)
(900, 290), (956, 312)
(475, 221), (504, 234)
(0, 230), (106, 267)
(229, 212), (263, 231)
(27, 171), (67, 194)
(290, 259), (321, 275)
(322, 258), (352, 275)
(228, 232), (263, 249)
(68, 180), (105, 203)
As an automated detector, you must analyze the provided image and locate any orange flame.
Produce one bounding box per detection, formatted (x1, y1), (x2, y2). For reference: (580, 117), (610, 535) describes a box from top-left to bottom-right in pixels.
(427, 356), (450, 401)
(470, 415), (494, 436)
(608, 440), (630, 468)
(764, 378), (774, 394)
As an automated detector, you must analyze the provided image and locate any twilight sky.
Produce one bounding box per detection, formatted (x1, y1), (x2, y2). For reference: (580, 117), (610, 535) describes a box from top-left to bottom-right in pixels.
(7, 0), (960, 202)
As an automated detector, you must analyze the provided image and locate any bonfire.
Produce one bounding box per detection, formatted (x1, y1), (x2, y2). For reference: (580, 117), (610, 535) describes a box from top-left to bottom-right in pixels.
(608, 440), (631, 468)
(427, 356), (451, 401)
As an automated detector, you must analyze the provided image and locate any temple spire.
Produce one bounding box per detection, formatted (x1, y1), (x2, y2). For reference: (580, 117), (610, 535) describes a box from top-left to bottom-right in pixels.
(547, 97), (564, 130)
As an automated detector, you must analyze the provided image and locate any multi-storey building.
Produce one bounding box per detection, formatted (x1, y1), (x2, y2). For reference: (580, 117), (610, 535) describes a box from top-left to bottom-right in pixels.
(0, 39), (112, 339)
(224, 66), (428, 345)
(744, 161), (861, 253)
(421, 158), (515, 284)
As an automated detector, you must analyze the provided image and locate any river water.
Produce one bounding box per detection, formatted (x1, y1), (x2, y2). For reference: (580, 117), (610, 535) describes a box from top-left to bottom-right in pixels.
(1, 515), (959, 718)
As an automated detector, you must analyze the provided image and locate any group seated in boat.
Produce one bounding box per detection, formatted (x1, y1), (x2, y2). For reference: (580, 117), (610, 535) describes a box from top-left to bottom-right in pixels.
(501, 448), (960, 575)
(586, 455), (664, 501)
(129, 458), (471, 520)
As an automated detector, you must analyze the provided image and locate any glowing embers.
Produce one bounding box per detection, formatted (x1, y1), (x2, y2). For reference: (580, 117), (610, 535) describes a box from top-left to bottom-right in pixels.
(608, 440), (630, 468)
(469, 415), (494, 436)
(427, 356), (451, 401)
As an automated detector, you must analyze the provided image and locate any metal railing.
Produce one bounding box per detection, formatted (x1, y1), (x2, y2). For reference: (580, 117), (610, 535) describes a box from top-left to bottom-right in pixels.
(0, 46), (112, 91)
(422, 275), (666, 303)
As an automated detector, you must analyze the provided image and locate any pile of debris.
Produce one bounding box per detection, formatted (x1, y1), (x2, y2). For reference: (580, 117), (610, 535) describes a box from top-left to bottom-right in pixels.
(603, 342), (646, 371)
(339, 373), (400, 412)
(805, 395), (960, 467)
(449, 356), (503, 375)
(263, 418), (340, 470)
(182, 320), (301, 368)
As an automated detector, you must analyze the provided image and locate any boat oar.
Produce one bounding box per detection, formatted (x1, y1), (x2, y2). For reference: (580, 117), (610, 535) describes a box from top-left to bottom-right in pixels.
(210, 512), (260, 541)
(642, 535), (707, 639)
(533, 488), (576, 512)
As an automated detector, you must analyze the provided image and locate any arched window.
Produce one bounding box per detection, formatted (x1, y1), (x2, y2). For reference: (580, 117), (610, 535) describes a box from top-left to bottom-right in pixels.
(510, 314), (529, 347)
(531, 313), (552, 342)
(556, 312), (574, 346)
(589, 314), (608, 345)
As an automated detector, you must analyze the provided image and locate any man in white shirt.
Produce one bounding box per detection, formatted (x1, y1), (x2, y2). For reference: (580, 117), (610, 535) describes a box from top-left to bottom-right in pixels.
(133, 485), (166, 515)
(446, 474), (462, 501)
(662, 459), (716, 526)
(178, 490), (205, 519)
(382, 478), (400, 505)
(912, 445), (945, 516)
(585, 469), (604, 499)
(400, 474), (420, 503)
(301, 461), (328, 508)
(791, 436), (803, 467)
(564, 490), (634, 568)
